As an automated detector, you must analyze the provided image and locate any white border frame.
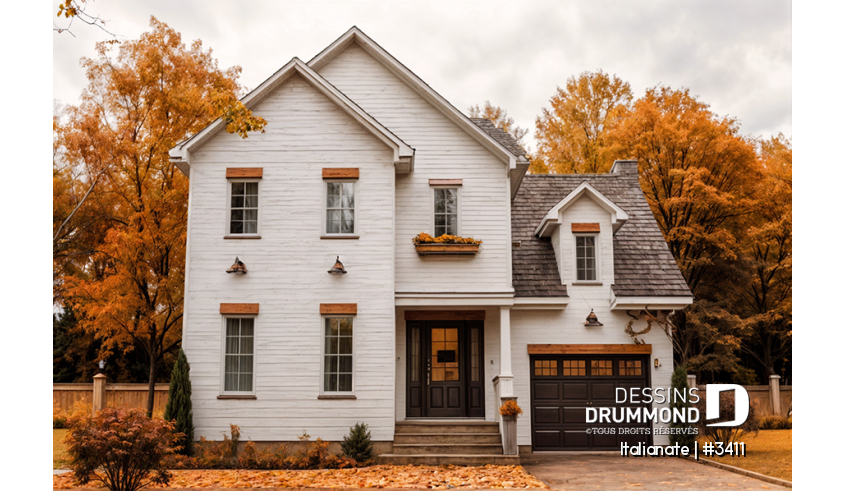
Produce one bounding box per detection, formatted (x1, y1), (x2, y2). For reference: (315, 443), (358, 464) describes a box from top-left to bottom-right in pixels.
(572, 232), (601, 283)
(322, 180), (359, 237)
(319, 315), (356, 395)
(429, 186), (461, 237)
(219, 315), (258, 396)
(225, 178), (262, 237)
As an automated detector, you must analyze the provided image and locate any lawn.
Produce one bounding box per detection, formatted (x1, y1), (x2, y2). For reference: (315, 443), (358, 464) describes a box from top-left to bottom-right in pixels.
(702, 429), (791, 481)
(53, 429), (70, 469)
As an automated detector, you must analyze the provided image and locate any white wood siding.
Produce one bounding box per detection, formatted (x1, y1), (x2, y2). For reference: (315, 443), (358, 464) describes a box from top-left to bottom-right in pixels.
(511, 309), (674, 447)
(317, 45), (513, 294)
(184, 74), (396, 442)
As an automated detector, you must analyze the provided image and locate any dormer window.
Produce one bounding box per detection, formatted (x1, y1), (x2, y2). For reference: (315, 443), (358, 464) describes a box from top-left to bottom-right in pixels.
(575, 235), (597, 281)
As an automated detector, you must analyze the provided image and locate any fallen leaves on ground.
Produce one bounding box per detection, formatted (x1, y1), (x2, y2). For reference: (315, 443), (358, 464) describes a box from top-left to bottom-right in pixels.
(53, 464), (549, 489)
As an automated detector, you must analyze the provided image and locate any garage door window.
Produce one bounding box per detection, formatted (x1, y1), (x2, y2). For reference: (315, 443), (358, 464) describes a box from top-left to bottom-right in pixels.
(562, 359), (586, 376)
(534, 359), (558, 376)
(591, 359), (613, 376)
(619, 359), (642, 376)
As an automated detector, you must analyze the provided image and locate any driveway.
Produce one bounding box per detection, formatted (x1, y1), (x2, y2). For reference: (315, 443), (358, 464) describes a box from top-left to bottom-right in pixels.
(521, 453), (789, 490)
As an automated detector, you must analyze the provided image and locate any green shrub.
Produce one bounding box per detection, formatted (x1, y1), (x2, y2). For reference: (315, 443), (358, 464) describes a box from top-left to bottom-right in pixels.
(341, 422), (375, 464)
(759, 415), (792, 430)
(668, 365), (697, 452)
(65, 407), (180, 491)
(163, 348), (194, 455)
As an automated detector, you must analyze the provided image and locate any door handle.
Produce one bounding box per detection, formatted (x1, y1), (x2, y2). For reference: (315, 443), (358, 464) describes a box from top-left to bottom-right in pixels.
(426, 359), (431, 386)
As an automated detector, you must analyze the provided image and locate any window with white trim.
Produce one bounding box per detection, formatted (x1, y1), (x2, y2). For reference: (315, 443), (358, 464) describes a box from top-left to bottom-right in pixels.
(325, 182), (356, 235)
(223, 318), (254, 392)
(575, 235), (597, 281)
(433, 187), (458, 236)
(228, 181), (259, 234)
(322, 317), (353, 392)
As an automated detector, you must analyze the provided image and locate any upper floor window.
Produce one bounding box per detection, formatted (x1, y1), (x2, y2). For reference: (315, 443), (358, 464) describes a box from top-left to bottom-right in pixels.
(229, 181), (259, 235)
(575, 235), (597, 281)
(325, 181), (356, 235)
(433, 187), (458, 237)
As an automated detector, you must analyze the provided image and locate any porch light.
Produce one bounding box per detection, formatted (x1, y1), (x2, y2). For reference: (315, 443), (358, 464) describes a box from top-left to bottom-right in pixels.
(654, 358), (661, 369)
(584, 309), (603, 327)
(226, 257), (248, 274)
(328, 256), (347, 275)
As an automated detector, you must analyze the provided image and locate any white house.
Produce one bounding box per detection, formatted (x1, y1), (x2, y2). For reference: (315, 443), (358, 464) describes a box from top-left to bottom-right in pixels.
(169, 27), (693, 464)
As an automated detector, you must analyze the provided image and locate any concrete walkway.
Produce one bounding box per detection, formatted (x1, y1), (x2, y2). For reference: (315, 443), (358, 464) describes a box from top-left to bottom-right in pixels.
(521, 453), (789, 490)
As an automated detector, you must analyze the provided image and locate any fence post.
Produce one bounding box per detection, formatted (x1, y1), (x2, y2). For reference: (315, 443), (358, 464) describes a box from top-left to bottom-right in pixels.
(686, 374), (696, 390)
(93, 373), (107, 415)
(769, 375), (782, 416)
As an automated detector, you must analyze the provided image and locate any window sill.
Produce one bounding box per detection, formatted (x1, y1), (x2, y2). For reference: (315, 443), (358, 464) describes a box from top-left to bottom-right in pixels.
(320, 235), (359, 240)
(217, 395), (257, 400)
(572, 281), (603, 286)
(224, 235), (261, 240)
(317, 394), (357, 400)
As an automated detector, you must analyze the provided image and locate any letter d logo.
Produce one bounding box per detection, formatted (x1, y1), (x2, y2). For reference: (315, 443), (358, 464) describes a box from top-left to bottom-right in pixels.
(705, 384), (749, 427)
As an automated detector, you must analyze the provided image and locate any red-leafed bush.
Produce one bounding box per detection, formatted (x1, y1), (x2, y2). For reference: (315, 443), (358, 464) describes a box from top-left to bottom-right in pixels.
(65, 407), (181, 491)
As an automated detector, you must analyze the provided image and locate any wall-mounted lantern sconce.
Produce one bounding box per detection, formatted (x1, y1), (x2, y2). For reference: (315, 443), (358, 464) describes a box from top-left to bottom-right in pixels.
(98, 360), (105, 374)
(654, 358), (661, 369)
(328, 256), (347, 275)
(584, 309), (603, 327)
(226, 257), (248, 274)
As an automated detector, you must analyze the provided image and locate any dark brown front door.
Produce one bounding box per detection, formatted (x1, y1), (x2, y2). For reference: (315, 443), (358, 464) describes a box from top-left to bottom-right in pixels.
(406, 320), (484, 418)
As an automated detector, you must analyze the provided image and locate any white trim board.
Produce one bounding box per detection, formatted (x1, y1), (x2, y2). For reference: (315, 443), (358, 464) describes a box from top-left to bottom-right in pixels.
(535, 182), (630, 238)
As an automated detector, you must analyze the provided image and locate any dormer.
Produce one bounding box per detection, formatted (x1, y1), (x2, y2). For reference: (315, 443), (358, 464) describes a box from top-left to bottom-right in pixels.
(535, 182), (629, 288)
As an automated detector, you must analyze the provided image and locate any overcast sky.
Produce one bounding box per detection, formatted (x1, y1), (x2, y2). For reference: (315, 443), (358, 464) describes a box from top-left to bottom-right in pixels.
(52, 0), (791, 151)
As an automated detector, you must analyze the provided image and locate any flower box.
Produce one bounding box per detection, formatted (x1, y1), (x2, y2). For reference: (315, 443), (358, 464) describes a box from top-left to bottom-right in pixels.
(414, 243), (480, 256)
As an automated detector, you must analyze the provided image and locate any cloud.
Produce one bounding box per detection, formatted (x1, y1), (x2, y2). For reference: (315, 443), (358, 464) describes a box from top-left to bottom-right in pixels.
(53, 0), (791, 147)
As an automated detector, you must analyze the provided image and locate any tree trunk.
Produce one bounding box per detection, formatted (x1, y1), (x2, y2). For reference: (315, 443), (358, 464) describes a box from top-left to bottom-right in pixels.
(147, 350), (157, 417)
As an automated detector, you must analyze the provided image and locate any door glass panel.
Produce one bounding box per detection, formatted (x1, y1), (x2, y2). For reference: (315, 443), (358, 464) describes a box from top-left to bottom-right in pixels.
(410, 327), (420, 382)
(431, 327), (460, 381)
(471, 328), (479, 382)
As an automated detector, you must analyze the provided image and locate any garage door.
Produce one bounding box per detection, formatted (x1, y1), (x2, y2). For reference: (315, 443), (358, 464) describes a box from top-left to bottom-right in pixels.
(530, 354), (652, 451)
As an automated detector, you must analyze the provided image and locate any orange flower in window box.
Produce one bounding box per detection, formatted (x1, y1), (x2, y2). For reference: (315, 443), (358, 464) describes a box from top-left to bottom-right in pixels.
(412, 233), (481, 256)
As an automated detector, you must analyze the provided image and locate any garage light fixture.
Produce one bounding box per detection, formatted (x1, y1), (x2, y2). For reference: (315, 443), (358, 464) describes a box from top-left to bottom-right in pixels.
(584, 309), (603, 327)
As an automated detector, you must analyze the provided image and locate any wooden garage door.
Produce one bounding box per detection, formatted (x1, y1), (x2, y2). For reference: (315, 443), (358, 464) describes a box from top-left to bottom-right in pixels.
(530, 354), (652, 451)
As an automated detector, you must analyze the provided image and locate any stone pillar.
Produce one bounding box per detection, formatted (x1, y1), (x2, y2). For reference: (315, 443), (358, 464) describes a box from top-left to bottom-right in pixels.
(93, 373), (107, 415)
(769, 375), (782, 416)
(687, 374), (697, 390)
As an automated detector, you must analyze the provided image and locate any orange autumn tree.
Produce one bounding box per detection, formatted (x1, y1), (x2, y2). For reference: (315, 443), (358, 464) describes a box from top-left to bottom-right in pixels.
(533, 70), (633, 174)
(603, 86), (762, 379)
(61, 17), (266, 415)
(732, 135), (792, 377)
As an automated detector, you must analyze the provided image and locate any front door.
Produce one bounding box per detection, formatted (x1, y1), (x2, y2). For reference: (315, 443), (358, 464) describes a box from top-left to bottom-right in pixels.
(406, 320), (484, 418)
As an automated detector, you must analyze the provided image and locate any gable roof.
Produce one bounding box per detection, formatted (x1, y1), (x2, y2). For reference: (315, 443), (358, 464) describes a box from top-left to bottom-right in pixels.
(511, 172), (693, 299)
(534, 181), (630, 237)
(308, 27), (526, 170)
(470, 118), (530, 198)
(169, 57), (415, 175)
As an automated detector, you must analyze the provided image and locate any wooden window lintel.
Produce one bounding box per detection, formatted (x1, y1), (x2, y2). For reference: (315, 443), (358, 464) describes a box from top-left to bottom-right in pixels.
(219, 303), (260, 315)
(320, 303), (358, 315)
(226, 168), (263, 179)
(571, 223), (601, 233)
(323, 168), (359, 179)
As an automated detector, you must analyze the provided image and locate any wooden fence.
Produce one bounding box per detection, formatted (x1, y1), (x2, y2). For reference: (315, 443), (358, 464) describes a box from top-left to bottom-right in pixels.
(53, 383), (170, 415)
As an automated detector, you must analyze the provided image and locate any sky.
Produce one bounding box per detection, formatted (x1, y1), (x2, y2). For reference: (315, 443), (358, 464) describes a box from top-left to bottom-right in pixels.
(52, 0), (792, 151)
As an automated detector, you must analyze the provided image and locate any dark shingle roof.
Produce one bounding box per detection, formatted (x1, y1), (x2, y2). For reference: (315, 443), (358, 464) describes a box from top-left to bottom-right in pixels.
(511, 172), (693, 298)
(470, 118), (528, 159)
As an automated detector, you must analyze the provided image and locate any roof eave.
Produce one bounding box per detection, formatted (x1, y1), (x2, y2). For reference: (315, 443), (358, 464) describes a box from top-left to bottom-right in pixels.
(168, 57), (415, 175)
